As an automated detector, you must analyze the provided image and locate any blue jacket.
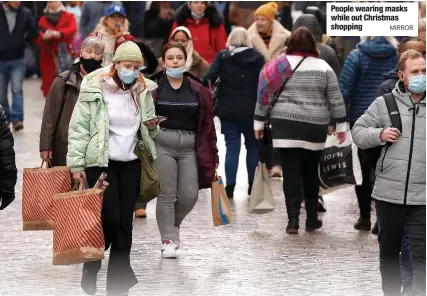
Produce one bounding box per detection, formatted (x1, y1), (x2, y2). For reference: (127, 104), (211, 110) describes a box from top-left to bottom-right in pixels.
(0, 4), (38, 61)
(204, 47), (265, 122)
(339, 37), (398, 122)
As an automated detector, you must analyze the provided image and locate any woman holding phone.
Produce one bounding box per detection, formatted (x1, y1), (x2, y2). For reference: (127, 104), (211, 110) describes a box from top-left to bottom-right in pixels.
(150, 42), (218, 259)
(91, 4), (136, 67)
(67, 41), (159, 296)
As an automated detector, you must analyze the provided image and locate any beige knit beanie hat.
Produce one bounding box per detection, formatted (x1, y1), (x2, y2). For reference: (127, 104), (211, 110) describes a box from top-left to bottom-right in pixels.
(112, 41), (144, 63)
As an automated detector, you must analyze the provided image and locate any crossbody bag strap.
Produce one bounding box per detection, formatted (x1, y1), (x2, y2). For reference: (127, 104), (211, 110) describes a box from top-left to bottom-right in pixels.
(269, 56), (307, 111)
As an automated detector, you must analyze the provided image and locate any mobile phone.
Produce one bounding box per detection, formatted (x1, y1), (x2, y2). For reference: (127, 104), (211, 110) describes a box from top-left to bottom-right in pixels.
(143, 116), (167, 124)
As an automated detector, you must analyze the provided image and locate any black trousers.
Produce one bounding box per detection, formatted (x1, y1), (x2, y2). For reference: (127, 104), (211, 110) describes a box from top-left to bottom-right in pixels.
(350, 122), (373, 218)
(279, 148), (321, 204)
(376, 200), (426, 296)
(84, 159), (141, 293)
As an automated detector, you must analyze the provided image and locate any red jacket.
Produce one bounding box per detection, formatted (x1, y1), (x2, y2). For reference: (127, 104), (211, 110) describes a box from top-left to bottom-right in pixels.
(35, 11), (77, 97)
(171, 5), (227, 64)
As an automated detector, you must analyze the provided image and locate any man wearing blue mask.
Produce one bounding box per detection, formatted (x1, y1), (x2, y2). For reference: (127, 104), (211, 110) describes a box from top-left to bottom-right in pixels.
(352, 49), (426, 296)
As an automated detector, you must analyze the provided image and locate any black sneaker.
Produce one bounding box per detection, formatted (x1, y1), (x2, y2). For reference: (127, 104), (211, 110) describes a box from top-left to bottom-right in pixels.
(318, 196), (326, 212)
(225, 184), (235, 198)
(81, 269), (97, 295)
(248, 182), (253, 196)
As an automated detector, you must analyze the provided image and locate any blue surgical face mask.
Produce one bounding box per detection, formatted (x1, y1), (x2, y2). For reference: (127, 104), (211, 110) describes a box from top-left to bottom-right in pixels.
(408, 75), (426, 94)
(117, 68), (138, 84)
(166, 67), (185, 78)
(191, 11), (205, 19)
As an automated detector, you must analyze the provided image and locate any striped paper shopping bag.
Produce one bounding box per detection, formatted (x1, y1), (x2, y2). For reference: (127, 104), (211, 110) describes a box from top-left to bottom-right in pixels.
(22, 163), (71, 230)
(211, 174), (232, 226)
(52, 186), (105, 265)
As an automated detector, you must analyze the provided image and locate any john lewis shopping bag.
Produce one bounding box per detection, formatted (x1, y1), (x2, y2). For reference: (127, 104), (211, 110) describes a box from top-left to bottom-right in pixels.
(318, 131), (362, 195)
(22, 161), (71, 230)
(248, 163), (275, 213)
(52, 177), (107, 265)
(211, 174), (232, 226)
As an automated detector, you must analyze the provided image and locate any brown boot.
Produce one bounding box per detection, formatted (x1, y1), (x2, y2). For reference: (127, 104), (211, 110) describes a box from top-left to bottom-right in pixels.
(354, 217), (371, 231)
(13, 121), (24, 132)
(135, 209), (147, 218)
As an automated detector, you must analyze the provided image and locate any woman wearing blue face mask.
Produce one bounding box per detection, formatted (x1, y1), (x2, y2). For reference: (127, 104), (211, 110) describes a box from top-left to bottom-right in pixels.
(150, 42), (219, 259)
(67, 41), (159, 296)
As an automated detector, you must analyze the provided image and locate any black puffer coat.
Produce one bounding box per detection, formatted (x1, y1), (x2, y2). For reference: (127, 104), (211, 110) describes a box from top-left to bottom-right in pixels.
(376, 64), (399, 97)
(0, 105), (17, 210)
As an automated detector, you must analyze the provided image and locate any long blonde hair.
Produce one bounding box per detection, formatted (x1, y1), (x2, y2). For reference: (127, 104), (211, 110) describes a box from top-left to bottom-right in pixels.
(102, 64), (146, 115)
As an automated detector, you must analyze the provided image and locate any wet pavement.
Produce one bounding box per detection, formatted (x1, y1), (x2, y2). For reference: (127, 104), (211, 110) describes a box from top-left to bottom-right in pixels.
(0, 79), (381, 296)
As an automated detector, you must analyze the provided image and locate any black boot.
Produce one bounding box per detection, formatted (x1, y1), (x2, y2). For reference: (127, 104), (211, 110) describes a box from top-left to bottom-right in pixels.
(248, 182), (253, 196)
(81, 267), (98, 295)
(285, 197), (301, 234)
(305, 198), (323, 232)
(225, 184), (235, 198)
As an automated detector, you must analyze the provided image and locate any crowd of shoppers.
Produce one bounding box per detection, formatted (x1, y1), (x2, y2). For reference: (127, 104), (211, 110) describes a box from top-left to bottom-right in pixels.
(0, 1), (425, 296)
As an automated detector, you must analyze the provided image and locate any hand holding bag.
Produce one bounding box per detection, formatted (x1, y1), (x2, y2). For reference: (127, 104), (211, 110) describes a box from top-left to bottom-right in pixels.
(52, 176), (107, 265)
(318, 130), (362, 195)
(22, 160), (71, 230)
(211, 172), (232, 226)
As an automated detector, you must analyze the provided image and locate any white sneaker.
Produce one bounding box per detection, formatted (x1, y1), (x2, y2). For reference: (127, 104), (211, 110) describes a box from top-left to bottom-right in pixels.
(174, 227), (180, 250)
(161, 240), (178, 259)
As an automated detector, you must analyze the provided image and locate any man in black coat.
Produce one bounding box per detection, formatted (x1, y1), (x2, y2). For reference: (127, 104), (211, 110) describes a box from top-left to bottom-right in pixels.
(376, 37), (426, 97)
(0, 104), (17, 210)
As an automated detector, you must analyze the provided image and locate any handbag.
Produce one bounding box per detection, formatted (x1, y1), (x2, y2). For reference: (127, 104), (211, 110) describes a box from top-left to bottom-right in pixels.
(134, 137), (160, 204)
(263, 56), (307, 147)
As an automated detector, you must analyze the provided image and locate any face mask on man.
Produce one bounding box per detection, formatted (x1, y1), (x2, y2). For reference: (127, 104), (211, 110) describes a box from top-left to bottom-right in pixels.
(407, 75), (426, 94)
(117, 67), (138, 84)
(166, 67), (185, 79)
(191, 11), (205, 19)
(80, 57), (102, 73)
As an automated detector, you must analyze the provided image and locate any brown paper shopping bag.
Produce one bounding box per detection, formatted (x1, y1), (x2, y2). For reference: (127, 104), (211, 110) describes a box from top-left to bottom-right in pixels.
(52, 182), (105, 265)
(211, 174), (232, 226)
(22, 161), (71, 230)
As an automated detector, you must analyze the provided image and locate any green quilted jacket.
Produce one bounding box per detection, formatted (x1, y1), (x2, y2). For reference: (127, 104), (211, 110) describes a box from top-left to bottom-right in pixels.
(67, 67), (159, 173)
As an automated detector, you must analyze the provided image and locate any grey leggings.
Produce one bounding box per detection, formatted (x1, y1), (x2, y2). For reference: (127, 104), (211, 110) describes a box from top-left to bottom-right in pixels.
(155, 128), (199, 242)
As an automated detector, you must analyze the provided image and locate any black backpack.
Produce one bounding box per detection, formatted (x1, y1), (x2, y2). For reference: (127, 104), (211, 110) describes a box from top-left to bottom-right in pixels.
(362, 93), (402, 170)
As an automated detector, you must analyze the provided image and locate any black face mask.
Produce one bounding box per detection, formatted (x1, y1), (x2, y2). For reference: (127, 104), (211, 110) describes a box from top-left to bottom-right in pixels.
(80, 57), (102, 73)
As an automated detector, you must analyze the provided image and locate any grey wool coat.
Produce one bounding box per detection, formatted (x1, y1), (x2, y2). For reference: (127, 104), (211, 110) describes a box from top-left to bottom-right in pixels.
(352, 82), (426, 205)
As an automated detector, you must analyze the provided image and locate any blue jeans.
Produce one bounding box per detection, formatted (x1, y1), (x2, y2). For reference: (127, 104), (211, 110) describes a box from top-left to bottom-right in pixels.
(0, 59), (25, 122)
(401, 229), (414, 291)
(221, 120), (259, 185)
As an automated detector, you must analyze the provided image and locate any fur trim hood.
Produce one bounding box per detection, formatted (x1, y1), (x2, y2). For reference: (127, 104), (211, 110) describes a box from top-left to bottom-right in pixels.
(175, 3), (224, 28)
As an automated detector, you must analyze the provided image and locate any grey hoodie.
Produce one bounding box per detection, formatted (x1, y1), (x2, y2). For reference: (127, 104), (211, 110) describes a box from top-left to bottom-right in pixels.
(352, 82), (426, 205)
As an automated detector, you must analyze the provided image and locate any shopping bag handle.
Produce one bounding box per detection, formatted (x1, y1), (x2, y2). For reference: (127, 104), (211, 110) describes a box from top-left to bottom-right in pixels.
(40, 160), (52, 168)
(71, 181), (85, 191)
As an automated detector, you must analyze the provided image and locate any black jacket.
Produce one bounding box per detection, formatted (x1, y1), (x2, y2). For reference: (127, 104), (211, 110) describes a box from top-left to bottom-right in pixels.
(204, 47), (265, 122)
(292, 14), (341, 76)
(0, 105), (17, 210)
(376, 64), (399, 97)
(0, 4), (38, 60)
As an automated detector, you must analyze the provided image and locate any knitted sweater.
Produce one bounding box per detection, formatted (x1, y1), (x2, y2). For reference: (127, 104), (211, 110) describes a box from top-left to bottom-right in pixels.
(254, 55), (347, 150)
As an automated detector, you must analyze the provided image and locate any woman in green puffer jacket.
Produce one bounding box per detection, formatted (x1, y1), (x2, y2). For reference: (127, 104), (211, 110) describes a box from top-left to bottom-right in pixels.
(67, 41), (160, 296)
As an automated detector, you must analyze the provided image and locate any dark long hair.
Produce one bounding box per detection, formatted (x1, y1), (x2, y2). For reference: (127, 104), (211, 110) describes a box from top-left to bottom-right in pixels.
(285, 27), (320, 57)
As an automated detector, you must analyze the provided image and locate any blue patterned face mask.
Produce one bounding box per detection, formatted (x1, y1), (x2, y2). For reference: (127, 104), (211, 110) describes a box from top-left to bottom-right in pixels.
(408, 75), (426, 94)
(166, 67), (185, 78)
(118, 68), (138, 84)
